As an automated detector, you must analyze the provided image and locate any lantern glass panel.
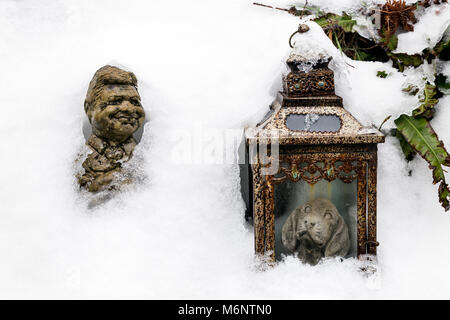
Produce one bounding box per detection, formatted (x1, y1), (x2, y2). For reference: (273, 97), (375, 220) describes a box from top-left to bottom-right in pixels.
(285, 114), (341, 132)
(274, 178), (358, 261)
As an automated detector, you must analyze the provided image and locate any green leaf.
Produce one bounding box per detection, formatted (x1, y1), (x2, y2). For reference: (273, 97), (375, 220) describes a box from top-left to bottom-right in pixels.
(355, 50), (371, 61)
(394, 115), (450, 183)
(313, 13), (356, 32)
(388, 52), (423, 72)
(396, 130), (416, 161)
(376, 71), (389, 78)
(379, 28), (398, 51)
(412, 84), (438, 120)
(435, 73), (450, 95)
(402, 84), (420, 95)
(439, 182), (450, 211)
(333, 31), (343, 55)
(338, 13), (357, 32)
(394, 115), (450, 210)
(314, 13), (338, 29)
(386, 34), (398, 51)
(436, 74), (450, 89)
(435, 39), (450, 61)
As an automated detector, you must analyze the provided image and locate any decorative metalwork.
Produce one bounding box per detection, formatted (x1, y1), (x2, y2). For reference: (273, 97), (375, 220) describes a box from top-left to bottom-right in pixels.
(284, 68), (335, 97)
(273, 159), (359, 185)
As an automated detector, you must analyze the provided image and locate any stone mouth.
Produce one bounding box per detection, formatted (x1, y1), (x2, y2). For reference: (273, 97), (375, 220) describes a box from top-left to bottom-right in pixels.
(111, 111), (140, 125)
(298, 232), (324, 248)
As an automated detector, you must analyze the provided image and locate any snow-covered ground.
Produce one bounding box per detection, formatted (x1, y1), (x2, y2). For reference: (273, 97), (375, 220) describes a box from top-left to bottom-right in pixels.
(0, 0), (449, 299)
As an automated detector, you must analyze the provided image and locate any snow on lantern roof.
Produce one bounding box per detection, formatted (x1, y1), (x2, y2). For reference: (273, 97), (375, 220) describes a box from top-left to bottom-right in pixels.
(246, 51), (384, 146)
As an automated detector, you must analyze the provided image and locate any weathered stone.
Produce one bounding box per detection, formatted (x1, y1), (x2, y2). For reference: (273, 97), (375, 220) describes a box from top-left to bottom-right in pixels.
(77, 65), (145, 193)
(282, 198), (350, 265)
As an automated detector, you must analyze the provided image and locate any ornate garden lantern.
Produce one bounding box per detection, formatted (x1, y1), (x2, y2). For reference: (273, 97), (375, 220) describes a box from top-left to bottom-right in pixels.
(244, 31), (385, 265)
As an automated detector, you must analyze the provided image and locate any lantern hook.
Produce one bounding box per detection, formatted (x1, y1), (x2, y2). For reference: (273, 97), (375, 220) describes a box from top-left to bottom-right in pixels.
(289, 24), (310, 48)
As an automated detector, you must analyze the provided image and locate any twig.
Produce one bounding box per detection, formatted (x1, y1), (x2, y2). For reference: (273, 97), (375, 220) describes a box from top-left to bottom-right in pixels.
(253, 2), (309, 16)
(379, 115), (392, 131)
(253, 2), (274, 9)
(345, 62), (356, 68)
(300, 0), (308, 20)
(253, 2), (290, 13)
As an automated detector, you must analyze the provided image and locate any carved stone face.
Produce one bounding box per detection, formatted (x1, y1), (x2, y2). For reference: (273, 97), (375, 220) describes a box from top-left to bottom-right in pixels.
(282, 198), (350, 265)
(77, 65), (146, 194)
(88, 84), (145, 143)
(298, 199), (337, 248)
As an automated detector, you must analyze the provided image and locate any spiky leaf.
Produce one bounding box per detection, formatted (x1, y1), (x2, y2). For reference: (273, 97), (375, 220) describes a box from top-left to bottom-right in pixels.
(412, 84), (438, 119)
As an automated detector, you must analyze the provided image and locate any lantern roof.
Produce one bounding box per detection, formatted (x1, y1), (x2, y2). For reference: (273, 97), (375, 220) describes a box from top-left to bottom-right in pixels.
(246, 52), (384, 146)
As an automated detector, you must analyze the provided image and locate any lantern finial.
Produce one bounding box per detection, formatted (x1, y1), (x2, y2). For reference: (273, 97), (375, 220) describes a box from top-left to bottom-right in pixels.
(284, 24), (336, 97)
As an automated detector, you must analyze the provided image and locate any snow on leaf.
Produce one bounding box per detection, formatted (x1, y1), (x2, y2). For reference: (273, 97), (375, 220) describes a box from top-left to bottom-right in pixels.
(412, 84), (439, 120)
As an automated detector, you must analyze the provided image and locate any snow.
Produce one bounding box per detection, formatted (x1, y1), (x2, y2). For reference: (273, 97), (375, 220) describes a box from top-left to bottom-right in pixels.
(0, 0), (449, 299)
(395, 4), (450, 55)
(304, 114), (320, 131)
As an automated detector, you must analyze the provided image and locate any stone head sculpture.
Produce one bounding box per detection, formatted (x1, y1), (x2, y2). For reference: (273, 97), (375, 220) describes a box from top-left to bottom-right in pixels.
(84, 65), (145, 143)
(78, 65), (145, 193)
(282, 198), (350, 265)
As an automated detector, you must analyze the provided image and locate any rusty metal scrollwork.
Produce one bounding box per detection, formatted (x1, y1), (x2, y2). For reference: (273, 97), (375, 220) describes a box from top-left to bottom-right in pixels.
(272, 159), (359, 185)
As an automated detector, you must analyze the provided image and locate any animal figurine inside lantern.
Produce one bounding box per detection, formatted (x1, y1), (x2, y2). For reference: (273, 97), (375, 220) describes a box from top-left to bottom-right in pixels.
(282, 198), (350, 265)
(77, 65), (145, 193)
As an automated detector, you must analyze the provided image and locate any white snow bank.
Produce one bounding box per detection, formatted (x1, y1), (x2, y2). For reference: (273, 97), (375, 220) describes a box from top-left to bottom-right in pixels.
(396, 3), (450, 54)
(0, 0), (449, 299)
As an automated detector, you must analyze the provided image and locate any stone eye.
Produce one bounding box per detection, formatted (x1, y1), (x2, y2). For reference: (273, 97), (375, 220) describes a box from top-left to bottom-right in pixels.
(109, 98), (123, 105)
(324, 210), (333, 219)
(130, 99), (141, 107)
(305, 206), (311, 213)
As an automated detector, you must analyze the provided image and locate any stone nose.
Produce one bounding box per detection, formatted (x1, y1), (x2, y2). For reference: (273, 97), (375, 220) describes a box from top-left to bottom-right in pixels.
(119, 100), (134, 109)
(306, 220), (315, 228)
